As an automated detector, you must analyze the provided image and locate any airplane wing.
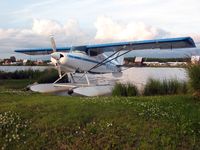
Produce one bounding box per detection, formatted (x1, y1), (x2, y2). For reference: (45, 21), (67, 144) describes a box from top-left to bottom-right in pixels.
(15, 47), (71, 55)
(76, 37), (196, 78)
(86, 37), (196, 52)
(14, 37), (195, 55)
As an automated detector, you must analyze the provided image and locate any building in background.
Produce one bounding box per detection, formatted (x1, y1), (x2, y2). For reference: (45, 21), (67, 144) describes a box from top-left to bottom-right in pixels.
(191, 56), (200, 64)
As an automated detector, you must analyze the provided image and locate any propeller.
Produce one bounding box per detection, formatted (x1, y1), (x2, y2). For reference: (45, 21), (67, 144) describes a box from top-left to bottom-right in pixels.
(50, 35), (57, 52)
(50, 36), (62, 78)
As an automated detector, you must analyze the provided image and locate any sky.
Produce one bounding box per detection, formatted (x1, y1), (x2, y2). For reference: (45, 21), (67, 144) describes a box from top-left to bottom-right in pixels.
(0, 0), (200, 59)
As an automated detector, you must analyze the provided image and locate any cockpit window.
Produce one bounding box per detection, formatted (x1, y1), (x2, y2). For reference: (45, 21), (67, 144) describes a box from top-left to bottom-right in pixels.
(88, 49), (103, 56)
(71, 46), (87, 52)
(71, 46), (88, 55)
(89, 50), (98, 56)
(70, 46), (103, 56)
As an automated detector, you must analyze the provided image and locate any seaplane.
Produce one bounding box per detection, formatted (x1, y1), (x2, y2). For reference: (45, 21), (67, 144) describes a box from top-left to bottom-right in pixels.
(15, 36), (196, 96)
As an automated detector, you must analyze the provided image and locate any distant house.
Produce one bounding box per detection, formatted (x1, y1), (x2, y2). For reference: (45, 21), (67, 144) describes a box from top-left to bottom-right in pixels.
(134, 57), (144, 66)
(191, 56), (200, 64)
(34, 60), (43, 65)
(2, 56), (17, 65)
(23, 59), (28, 65)
(3, 59), (12, 65)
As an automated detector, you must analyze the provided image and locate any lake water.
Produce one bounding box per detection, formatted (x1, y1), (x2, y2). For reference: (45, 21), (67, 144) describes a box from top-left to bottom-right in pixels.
(100, 67), (188, 90)
(0, 66), (187, 82)
(0, 66), (188, 94)
(0, 66), (52, 72)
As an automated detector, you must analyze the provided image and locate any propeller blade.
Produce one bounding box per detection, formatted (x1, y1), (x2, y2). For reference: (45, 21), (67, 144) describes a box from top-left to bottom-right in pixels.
(50, 35), (57, 52)
(50, 36), (62, 78)
(51, 52), (60, 60)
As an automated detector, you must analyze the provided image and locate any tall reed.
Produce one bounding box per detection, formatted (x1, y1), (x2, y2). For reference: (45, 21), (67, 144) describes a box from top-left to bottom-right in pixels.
(143, 78), (187, 96)
(187, 64), (200, 98)
(112, 83), (138, 96)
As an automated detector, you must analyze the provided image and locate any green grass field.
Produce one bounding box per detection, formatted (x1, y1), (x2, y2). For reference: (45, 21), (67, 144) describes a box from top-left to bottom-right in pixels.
(0, 79), (200, 149)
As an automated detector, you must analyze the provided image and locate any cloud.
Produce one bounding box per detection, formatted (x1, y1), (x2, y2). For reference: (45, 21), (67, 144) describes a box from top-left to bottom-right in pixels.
(112, 0), (153, 5)
(1, 17), (198, 59)
(0, 18), (89, 47)
(94, 16), (170, 42)
(0, 18), (88, 58)
(32, 19), (62, 36)
(191, 34), (200, 43)
(64, 19), (84, 37)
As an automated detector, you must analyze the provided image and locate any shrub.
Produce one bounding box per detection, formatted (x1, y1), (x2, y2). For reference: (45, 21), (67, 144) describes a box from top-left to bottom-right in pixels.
(0, 69), (43, 80)
(143, 79), (162, 96)
(126, 83), (139, 96)
(37, 69), (68, 83)
(112, 83), (138, 96)
(143, 78), (187, 96)
(0, 69), (68, 83)
(187, 64), (200, 98)
(112, 83), (127, 96)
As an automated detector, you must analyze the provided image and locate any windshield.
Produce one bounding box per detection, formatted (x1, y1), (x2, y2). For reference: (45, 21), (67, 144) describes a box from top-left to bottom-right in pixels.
(71, 46), (87, 54)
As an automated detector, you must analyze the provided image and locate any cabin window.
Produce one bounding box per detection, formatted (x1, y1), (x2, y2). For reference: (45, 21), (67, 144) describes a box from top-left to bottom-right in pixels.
(71, 46), (87, 54)
(89, 49), (103, 56)
(89, 50), (98, 56)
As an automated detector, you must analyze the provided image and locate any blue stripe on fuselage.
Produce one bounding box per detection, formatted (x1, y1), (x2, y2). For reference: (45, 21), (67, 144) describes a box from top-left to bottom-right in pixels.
(67, 54), (101, 64)
(67, 54), (117, 69)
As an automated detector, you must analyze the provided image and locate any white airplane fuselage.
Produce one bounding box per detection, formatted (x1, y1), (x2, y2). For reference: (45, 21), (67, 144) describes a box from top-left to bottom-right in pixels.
(51, 51), (121, 74)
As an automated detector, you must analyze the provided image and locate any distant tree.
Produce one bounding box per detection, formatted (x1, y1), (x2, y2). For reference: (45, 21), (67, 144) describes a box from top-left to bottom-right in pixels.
(26, 60), (35, 66)
(10, 56), (16, 62)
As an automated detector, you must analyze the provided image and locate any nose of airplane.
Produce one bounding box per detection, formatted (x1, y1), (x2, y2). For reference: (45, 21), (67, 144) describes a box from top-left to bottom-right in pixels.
(51, 52), (64, 61)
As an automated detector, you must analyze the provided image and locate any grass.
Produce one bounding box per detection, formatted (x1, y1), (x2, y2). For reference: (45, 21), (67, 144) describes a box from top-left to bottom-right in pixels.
(0, 79), (199, 149)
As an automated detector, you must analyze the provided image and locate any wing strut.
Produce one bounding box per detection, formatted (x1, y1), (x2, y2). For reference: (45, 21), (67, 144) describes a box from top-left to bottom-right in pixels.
(77, 46), (132, 81)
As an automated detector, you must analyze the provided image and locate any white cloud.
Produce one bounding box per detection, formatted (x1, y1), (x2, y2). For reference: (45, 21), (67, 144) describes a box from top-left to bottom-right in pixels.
(0, 18), (88, 46)
(31, 18), (88, 42)
(0, 29), (19, 39)
(112, 0), (153, 5)
(0, 18), (92, 58)
(0, 17), (199, 59)
(191, 34), (200, 43)
(94, 16), (170, 42)
(32, 19), (62, 36)
(64, 19), (83, 37)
